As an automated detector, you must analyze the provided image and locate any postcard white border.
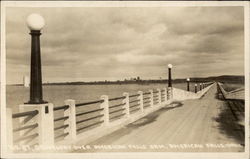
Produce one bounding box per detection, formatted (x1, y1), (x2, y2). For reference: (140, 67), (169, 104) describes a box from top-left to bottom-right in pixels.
(1, 1), (249, 159)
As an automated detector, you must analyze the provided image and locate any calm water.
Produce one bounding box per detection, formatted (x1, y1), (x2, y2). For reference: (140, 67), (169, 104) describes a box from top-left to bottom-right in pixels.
(7, 82), (198, 113)
(7, 82), (243, 142)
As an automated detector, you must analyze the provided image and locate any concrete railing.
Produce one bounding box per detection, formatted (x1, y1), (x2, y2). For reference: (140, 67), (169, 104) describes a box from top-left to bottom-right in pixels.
(173, 83), (214, 101)
(217, 82), (244, 101)
(217, 82), (245, 127)
(6, 84), (214, 152)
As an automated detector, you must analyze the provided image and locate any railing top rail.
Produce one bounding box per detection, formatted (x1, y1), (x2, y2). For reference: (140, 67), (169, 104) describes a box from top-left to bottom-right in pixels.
(76, 108), (104, 117)
(12, 110), (38, 118)
(109, 96), (125, 101)
(129, 94), (140, 98)
(229, 88), (244, 93)
(109, 103), (125, 109)
(153, 90), (159, 93)
(143, 92), (151, 95)
(75, 99), (103, 107)
(76, 114), (104, 125)
(54, 116), (69, 122)
(13, 123), (38, 132)
(129, 99), (140, 103)
(77, 120), (104, 132)
(53, 105), (69, 111)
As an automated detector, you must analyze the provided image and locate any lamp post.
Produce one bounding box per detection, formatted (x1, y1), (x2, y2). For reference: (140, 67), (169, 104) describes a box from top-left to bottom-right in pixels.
(200, 83), (202, 90)
(167, 64), (173, 100)
(168, 64), (172, 87)
(26, 13), (47, 104)
(195, 84), (197, 93)
(18, 13), (55, 148)
(186, 78), (190, 91)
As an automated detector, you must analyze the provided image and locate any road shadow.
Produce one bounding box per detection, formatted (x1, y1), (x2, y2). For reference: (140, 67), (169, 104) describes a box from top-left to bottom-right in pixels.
(129, 101), (183, 128)
(213, 101), (245, 146)
(81, 102), (183, 150)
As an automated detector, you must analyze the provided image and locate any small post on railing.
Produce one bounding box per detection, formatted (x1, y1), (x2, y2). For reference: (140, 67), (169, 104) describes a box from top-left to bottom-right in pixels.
(138, 91), (144, 113)
(64, 99), (76, 140)
(6, 108), (13, 152)
(100, 95), (109, 126)
(195, 84), (197, 93)
(200, 83), (202, 90)
(167, 64), (173, 100)
(157, 88), (161, 104)
(123, 92), (130, 118)
(149, 89), (154, 108)
(186, 78), (190, 91)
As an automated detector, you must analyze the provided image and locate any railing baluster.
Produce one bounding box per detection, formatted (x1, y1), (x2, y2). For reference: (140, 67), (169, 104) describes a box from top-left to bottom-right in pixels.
(64, 99), (76, 140)
(100, 95), (109, 126)
(123, 92), (130, 118)
(157, 88), (161, 105)
(164, 87), (167, 102)
(149, 90), (154, 108)
(138, 91), (143, 113)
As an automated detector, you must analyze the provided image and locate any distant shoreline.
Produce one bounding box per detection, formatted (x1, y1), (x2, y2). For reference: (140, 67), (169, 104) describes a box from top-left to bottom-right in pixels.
(9, 75), (244, 86)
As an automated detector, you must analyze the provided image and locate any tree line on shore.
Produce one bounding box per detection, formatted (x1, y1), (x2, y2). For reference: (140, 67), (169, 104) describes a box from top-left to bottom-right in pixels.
(42, 75), (244, 86)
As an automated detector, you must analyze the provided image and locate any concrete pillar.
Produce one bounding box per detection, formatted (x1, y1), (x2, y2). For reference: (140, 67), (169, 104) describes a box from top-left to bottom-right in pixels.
(19, 103), (54, 147)
(100, 95), (109, 126)
(123, 92), (130, 118)
(6, 108), (13, 152)
(149, 90), (154, 108)
(138, 91), (144, 113)
(157, 88), (161, 104)
(64, 99), (76, 140)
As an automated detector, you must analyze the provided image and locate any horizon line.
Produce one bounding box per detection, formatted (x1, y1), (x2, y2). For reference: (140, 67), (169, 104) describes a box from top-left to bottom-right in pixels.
(7, 74), (244, 85)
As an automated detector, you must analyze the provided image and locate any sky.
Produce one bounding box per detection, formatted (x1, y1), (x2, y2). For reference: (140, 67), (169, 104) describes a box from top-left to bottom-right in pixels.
(5, 7), (244, 84)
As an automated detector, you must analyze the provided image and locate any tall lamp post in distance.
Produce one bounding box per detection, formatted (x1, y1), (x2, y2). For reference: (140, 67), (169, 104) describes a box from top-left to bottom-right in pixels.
(26, 13), (47, 104)
(167, 64), (173, 100)
(195, 84), (197, 93)
(186, 78), (190, 91)
(168, 64), (172, 87)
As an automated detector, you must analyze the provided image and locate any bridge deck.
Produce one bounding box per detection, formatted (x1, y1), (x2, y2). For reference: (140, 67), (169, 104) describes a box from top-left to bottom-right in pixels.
(74, 85), (244, 152)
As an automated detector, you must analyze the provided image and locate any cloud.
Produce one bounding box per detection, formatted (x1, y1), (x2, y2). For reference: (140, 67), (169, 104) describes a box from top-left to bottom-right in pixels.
(5, 6), (244, 84)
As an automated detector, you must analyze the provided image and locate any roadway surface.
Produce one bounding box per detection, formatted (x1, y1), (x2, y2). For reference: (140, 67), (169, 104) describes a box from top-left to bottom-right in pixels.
(75, 85), (244, 152)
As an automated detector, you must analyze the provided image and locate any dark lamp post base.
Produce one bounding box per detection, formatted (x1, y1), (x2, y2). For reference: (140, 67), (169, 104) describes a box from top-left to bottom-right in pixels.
(25, 100), (48, 104)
